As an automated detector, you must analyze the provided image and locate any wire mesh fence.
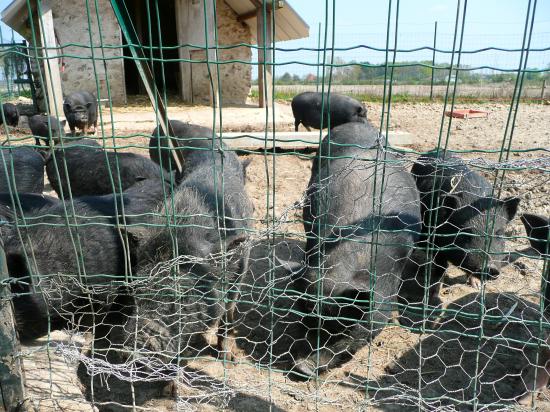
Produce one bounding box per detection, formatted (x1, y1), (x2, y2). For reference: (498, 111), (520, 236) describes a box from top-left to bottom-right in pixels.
(0, 39), (34, 101)
(0, 0), (549, 411)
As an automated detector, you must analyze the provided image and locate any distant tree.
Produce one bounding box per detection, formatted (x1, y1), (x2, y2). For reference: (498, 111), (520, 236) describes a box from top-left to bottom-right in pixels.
(278, 72), (292, 84)
(276, 58), (547, 86)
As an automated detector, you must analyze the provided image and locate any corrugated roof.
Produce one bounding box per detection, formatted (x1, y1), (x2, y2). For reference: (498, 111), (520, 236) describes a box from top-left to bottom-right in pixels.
(224, 0), (309, 43)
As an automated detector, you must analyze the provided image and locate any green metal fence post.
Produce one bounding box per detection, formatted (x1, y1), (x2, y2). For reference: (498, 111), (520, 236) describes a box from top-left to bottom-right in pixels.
(430, 21), (437, 100)
(316, 22), (321, 92)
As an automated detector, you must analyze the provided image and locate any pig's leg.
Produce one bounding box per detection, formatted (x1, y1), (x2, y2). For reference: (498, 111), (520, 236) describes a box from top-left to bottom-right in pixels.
(468, 275), (482, 289)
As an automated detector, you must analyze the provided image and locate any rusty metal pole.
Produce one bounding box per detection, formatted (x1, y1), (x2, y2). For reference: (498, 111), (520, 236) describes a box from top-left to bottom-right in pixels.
(0, 239), (27, 411)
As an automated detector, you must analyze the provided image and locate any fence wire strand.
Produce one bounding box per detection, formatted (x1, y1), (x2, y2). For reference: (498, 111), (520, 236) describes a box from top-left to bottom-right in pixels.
(0, 0), (549, 411)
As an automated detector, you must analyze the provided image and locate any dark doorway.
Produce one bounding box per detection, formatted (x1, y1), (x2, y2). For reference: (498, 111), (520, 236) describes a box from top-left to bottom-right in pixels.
(123, 0), (180, 96)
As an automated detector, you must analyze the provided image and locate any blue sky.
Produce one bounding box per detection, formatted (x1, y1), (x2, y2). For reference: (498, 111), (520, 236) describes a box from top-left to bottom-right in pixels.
(276, 0), (550, 76)
(1, 0), (549, 77)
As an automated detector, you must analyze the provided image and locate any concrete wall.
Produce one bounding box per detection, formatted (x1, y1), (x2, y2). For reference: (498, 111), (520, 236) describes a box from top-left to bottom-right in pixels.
(51, 0), (125, 105)
(189, 0), (252, 105)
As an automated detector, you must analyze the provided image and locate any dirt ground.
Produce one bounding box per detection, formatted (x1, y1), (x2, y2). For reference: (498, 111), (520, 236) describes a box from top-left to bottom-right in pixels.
(5, 100), (550, 411)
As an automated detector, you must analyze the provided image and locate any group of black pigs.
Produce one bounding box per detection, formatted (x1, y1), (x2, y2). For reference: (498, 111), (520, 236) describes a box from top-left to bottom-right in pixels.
(1, 91), (549, 405)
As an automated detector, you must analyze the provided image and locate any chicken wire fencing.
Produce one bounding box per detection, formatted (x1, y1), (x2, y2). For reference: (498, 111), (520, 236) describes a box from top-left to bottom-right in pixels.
(0, 0), (549, 411)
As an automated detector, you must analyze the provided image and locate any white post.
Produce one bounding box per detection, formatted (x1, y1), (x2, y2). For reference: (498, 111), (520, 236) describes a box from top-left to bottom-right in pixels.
(38, 4), (64, 117)
(176, 0), (219, 107)
(176, 0), (192, 102)
(204, 0), (219, 107)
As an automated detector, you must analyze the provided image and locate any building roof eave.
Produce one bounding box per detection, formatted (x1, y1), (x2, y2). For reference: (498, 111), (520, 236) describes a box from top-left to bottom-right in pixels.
(224, 0), (309, 43)
(1, 0), (36, 41)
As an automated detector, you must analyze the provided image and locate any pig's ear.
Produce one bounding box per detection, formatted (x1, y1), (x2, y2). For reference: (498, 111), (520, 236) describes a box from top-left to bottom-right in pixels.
(520, 213), (550, 255)
(521, 213), (549, 233)
(501, 196), (520, 221)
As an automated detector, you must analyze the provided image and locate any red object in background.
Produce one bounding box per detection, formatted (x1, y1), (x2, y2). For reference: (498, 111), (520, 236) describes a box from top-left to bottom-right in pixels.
(445, 109), (489, 119)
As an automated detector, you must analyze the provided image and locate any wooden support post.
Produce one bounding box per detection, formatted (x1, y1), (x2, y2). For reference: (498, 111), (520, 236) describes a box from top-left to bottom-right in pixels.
(134, 0), (146, 95)
(257, 6), (272, 108)
(176, 0), (218, 106)
(38, 4), (64, 117)
(0, 240), (27, 410)
(176, 0), (192, 103)
(205, 0), (220, 107)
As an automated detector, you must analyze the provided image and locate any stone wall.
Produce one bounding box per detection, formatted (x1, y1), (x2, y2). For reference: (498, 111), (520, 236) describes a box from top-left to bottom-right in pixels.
(191, 0), (252, 105)
(27, 0), (251, 109)
(51, 0), (125, 105)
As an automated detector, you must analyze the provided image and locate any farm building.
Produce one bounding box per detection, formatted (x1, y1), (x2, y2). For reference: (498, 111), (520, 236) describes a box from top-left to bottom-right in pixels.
(1, 0), (308, 110)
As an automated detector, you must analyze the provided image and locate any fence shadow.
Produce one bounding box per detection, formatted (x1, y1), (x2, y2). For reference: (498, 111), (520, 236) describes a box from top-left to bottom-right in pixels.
(342, 292), (550, 410)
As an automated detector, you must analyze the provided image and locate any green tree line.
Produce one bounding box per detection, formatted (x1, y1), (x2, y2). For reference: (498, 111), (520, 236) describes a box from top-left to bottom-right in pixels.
(271, 59), (550, 86)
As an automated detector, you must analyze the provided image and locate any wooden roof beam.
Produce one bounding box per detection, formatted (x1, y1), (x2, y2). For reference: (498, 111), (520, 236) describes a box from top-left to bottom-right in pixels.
(237, 1), (284, 22)
(237, 8), (259, 22)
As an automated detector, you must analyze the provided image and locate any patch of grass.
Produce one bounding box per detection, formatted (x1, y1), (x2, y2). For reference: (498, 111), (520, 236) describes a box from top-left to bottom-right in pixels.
(17, 90), (33, 99)
(249, 89), (546, 105)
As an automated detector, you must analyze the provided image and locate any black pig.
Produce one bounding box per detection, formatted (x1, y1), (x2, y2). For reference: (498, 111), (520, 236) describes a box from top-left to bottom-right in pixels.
(46, 139), (170, 198)
(63, 91), (98, 136)
(70, 132), (251, 382)
(1, 102), (19, 127)
(149, 120), (218, 174)
(28, 114), (66, 146)
(291, 92), (367, 132)
(292, 122), (421, 377)
(174, 124), (253, 356)
(521, 214), (550, 256)
(79, 184), (250, 393)
(520, 214), (550, 312)
(4, 179), (171, 340)
(0, 146), (45, 193)
(0, 192), (58, 221)
(406, 150), (520, 305)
